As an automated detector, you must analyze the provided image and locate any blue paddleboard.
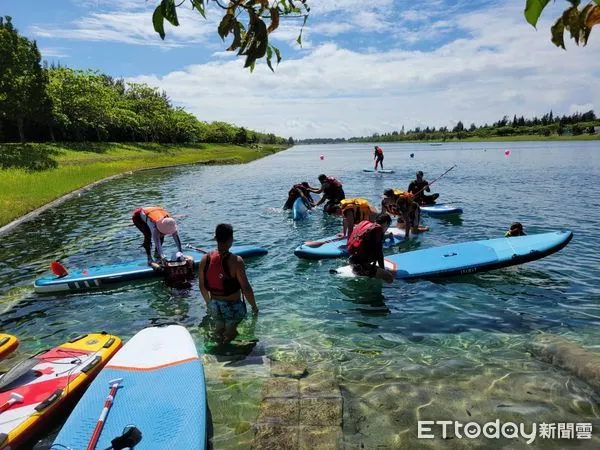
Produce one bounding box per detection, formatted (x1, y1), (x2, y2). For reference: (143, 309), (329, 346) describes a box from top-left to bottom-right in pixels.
(34, 245), (268, 293)
(332, 231), (572, 279)
(53, 325), (206, 450)
(294, 227), (417, 260)
(363, 168), (395, 174)
(292, 194), (318, 221)
(420, 203), (463, 215)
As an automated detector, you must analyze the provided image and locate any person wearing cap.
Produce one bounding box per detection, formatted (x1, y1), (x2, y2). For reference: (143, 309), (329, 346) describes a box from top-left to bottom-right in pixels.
(407, 171), (440, 205)
(198, 223), (258, 345)
(505, 222), (526, 237)
(307, 174), (346, 214)
(131, 206), (183, 266)
(373, 146), (384, 170)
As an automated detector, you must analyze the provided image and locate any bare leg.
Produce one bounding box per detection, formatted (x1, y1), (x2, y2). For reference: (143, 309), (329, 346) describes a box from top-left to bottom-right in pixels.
(213, 320), (226, 344)
(375, 266), (395, 283)
(223, 323), (239, 344)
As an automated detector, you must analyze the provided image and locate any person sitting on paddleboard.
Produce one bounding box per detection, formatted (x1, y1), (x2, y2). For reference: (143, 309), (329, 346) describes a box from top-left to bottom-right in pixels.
(283, 182), (314, 210)
(381, 189), (429, 240)
(408, 171), (439, 205)
(198, 223), (258, 345)
(333, 198), (379, 237)
(347, 213), (395, 283)
(505, 222), (526, 237)
(132, 207), (183, 266)
(374, 146), (384, 170)
(307, 174), (346, 214)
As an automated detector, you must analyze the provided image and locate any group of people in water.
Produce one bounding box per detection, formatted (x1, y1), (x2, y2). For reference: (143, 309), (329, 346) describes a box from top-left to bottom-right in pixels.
(131, 147), (527, 344)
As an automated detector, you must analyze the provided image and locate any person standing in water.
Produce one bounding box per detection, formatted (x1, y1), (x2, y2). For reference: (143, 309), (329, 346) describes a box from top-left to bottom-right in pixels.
(307, 174), (346, 214)
(198, 224), (258, 345)
(374, 146), (384, 170)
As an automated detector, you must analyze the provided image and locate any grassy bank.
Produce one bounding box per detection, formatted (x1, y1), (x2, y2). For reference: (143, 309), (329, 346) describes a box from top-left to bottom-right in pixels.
(0, 142), (287, 227)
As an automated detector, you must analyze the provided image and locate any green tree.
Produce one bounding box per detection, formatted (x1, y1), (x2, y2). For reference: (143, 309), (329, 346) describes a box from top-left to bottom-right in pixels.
(0, 16), (51, 142)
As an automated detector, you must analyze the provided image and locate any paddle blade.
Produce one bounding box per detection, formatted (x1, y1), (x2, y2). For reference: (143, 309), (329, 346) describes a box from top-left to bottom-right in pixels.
(50, 261), (69, 278)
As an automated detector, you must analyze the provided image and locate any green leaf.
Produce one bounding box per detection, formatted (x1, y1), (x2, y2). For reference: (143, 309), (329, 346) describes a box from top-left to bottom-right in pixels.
(218, 13), (235, 40)
(562, 5), (581, 44)
(227, 20), (242, 51)
(161, 0), (179, 27)
(551, 16), (566, 49)
(266, 45), (274, 72)
(524, 0), (551, 27)
(273, 45), (282, 64)
(152, 6), (166, 40)
(191, 0), (206, 18)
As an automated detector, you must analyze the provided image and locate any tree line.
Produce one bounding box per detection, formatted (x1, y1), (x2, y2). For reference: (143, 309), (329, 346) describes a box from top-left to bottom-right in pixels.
(0, 16), (287, 145)
(296, 110), (600, 144)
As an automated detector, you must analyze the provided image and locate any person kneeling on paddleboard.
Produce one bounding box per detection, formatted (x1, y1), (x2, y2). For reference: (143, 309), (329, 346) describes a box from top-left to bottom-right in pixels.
(408, 171), (439, 205)
(347, 214), (395, 283)
(374, 146), (384, 170)
(307, 174), (346, 214)
(132, 207), (184, 267)
(381, 189), (429, 240)
(198, 224), (258, 345)
(333, 198), (380, 237)
(505, 222), (526, 237)
(283, 182), (314, 210)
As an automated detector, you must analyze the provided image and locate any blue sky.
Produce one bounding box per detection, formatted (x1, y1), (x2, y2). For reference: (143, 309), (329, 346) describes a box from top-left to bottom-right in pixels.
(3, 0), (599, 138)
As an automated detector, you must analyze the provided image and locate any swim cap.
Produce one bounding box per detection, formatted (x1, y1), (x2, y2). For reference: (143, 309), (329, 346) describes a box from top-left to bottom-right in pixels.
(156, 217), (177, 235)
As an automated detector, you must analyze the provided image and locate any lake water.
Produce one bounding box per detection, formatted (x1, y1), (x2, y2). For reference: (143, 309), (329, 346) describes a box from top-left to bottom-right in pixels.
(1, 141), (600, 448)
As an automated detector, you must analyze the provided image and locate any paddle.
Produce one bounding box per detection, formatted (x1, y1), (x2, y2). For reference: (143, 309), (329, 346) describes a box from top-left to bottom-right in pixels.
(0, 392), (24, 414)
(87, 378), (123, 450)
(185, 244), (208, 254)
(303, 235), (347, 248)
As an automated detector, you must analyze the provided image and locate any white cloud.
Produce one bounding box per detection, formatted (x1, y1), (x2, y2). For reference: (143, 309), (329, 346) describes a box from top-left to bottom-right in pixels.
(125, 2), (599, 139)
(39, 47), (70, 58)
(568, 103), (595, 114)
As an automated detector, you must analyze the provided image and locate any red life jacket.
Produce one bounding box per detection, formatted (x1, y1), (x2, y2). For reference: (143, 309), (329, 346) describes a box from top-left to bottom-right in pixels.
(347, 221), (381, 256)
(203, 251), (241, 296)
(375, 147), (383, 155)
(326, 176), (342, 188)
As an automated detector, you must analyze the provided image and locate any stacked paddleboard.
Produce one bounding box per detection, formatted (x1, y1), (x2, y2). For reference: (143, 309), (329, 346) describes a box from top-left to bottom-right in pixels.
(34, 245), (267, 294)
(0, 335), (19, 361)
(0, 333), (122, 449)
(53, 325), (207, 450)
(294, 227), (416, 260)
(332, 231), (573, 280)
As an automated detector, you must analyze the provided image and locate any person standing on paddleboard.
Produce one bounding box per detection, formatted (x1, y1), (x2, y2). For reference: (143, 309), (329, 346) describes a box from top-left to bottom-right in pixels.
(132, 206), (184, 266)
(307, 174), (346, 214)
(408, 171), (439, 205)
(347, 213), (395, 283)
(374, 146), (384, 171)
(198, 224), (258, 345)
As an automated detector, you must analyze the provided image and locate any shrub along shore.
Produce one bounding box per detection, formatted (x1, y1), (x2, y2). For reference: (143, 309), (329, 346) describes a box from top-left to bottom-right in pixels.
(0, 142), (288, 228)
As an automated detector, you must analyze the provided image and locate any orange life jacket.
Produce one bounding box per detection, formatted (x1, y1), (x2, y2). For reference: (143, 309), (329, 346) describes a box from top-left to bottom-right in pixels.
(340, 198), (372, 223)
(142, 207), (169, 223)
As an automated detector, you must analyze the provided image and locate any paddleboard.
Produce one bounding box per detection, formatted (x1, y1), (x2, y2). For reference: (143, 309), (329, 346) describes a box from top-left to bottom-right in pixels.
(34, 245), (268, 294)
(53, 325), (206, 450)
(363, 168), (395, 174)
(292, 194), (318, 221)
(332, 231), (572, 280)
(0, 335), (19, 361)
(0, 332), (122, 449)
(420, 203), (463, 215)
(294, 227), (414, 260)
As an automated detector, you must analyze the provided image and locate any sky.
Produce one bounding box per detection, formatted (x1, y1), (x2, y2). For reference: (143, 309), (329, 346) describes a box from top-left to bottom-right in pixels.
(3, 0), (599, 139)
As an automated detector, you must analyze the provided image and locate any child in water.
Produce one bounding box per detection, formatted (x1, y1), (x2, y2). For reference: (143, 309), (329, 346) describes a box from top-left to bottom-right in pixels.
(505, 222), (526, 237)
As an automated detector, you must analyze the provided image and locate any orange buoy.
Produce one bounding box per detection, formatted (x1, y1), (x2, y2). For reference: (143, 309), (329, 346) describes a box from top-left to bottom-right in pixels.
(50, 261), (69, 278)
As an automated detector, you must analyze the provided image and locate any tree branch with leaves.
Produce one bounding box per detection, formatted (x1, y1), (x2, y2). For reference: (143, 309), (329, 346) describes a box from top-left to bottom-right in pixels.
(525, 0), (600, 48)
(152, 0), (310, 71)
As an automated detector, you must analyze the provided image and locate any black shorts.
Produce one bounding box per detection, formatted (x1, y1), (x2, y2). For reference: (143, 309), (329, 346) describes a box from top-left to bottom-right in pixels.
(349, 256), (377, 277)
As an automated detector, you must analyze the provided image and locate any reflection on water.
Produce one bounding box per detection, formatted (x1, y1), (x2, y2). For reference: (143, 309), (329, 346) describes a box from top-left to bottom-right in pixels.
(1, 141), (600, 448)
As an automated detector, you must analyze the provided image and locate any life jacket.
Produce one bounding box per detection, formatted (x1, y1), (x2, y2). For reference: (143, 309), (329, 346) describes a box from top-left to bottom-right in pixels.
(142, 207), (169, 223)
(326, 177), (342, 188)
(203, 251), (241, 296)
(293, 183), (311, 197)
(347, 221), (382, 257)
(340, 198), (372, 223)
(391, 189), (414, 202)
(375, 147), (383, 155)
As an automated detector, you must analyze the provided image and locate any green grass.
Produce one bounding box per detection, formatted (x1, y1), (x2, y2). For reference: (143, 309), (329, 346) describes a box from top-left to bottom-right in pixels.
(431, 134), (600, 143)
(0, 142), (287, 227)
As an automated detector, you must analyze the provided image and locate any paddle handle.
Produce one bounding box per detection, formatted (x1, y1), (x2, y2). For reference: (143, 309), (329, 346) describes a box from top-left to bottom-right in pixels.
(87, 380), (121, 450)
(412, 165), (456, 198)
(185, 244), (208, 254)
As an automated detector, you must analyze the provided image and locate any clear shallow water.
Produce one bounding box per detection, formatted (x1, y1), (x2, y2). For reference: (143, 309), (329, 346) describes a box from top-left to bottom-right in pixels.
(1, 141), (600, 448)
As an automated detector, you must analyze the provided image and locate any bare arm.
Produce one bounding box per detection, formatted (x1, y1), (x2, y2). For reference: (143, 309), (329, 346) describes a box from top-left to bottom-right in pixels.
(344, 211), (355, 237)
(235, 257), (258, 314)
(306, 184), (323, 194)
(376, 235), (385, 269)
(198, 256), (210, 303)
